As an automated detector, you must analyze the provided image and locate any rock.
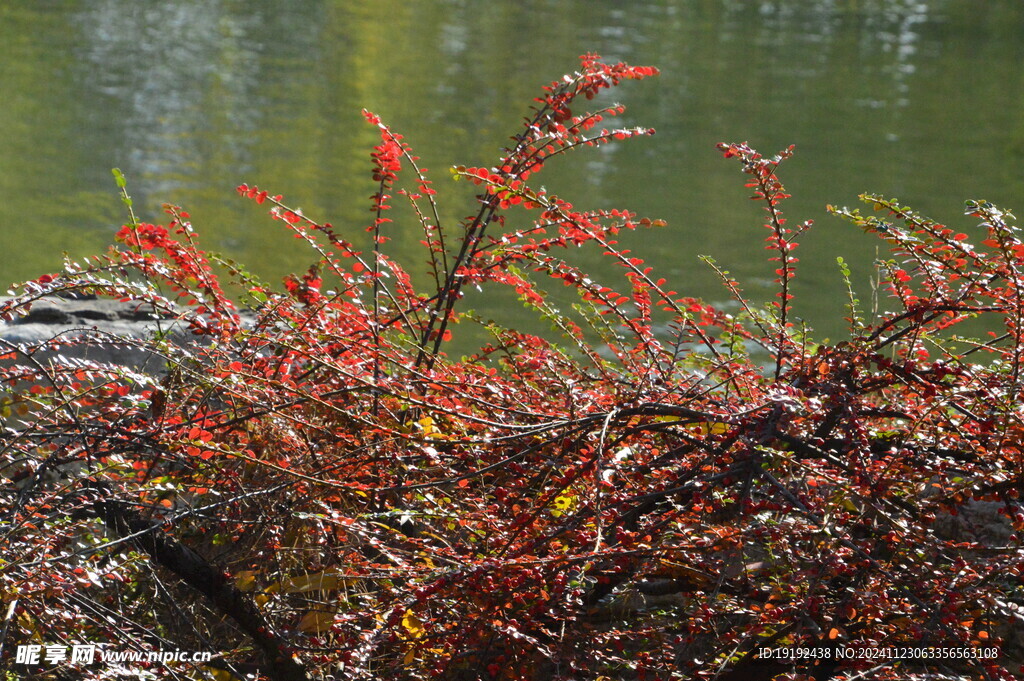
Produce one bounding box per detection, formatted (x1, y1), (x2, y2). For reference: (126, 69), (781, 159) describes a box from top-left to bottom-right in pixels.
(0, 297), (214, 377)
(931, 499), (1014, 546)
(8, 296), (175, 325)
(1, 296), (260, 380)
(18, 299), (72, 324)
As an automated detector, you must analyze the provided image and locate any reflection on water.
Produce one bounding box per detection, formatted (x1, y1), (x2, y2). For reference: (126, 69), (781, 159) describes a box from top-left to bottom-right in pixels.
(1, 0), (1022, 345)
(74, 1), (263, 198)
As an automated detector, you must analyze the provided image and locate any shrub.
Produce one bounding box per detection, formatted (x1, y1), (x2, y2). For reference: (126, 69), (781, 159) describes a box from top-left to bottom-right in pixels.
(1, 54), (1022, 681)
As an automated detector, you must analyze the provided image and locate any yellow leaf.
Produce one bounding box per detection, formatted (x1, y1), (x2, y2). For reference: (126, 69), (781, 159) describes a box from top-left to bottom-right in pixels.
(693, 422), (730, 436)
(266, 570), (355, 595)
(401, 609), (425, 640)
(553, 493), (575, 511)
(417, 416), (443, 439)
(296, 609), (335, 634)
(234, 570), (257, 592)
(204, 666), (247, 681)
(17, 611), (43, 641)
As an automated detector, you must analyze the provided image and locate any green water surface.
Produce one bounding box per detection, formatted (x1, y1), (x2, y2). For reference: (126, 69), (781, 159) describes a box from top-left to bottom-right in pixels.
(2, 0), (1022, 347)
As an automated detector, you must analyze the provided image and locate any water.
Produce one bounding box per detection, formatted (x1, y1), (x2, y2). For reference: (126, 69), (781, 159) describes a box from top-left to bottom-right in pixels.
(2, 0), (1022, 346)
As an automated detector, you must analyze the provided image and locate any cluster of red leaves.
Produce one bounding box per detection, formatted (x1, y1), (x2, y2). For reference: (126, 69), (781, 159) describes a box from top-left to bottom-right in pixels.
(2, 55), (1024, 681)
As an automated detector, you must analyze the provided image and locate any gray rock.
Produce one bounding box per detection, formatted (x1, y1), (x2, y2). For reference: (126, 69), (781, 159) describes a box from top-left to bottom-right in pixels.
(0, 297), (209, 378)
(8, 296), (174, 325)
(1, 296), (258, 380)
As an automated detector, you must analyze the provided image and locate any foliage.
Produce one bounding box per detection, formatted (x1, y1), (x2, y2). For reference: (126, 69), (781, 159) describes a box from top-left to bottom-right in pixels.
(2, 55), (1023, 681)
